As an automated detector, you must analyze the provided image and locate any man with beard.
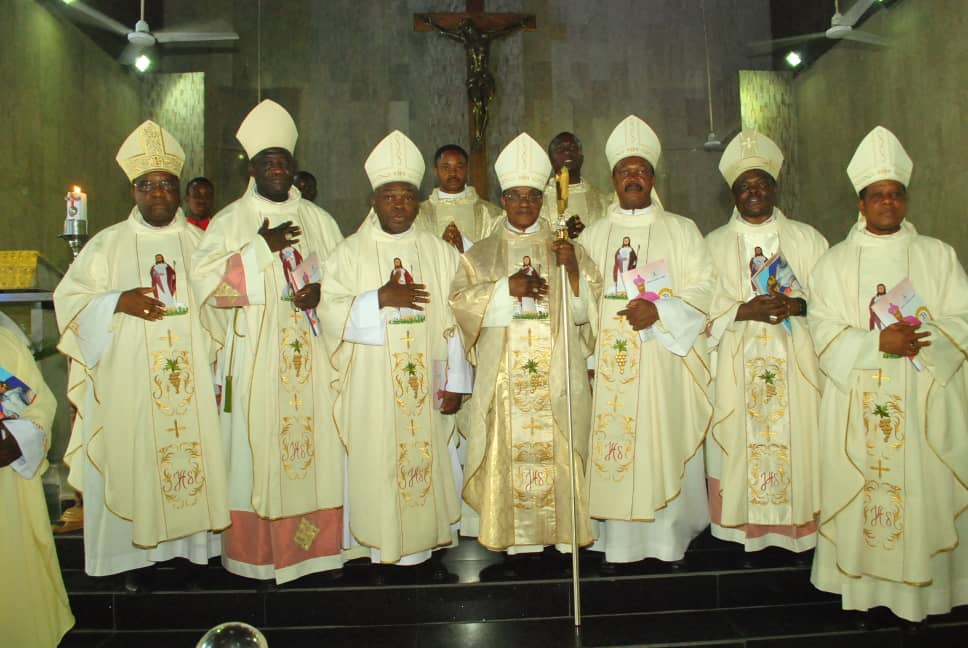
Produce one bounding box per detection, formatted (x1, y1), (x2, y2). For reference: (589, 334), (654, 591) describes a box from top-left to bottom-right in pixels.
(450, 132), (601, 571)
(321, 130), (471, 578)
(192, 100), (345, 584)
(54, 121), (229, 590)
(705, 129), (827, 556)
(417, 144), (501, 253)
(580, 115), (713, 573)
(539, 132), (608, 237)
(808, 126), (968, 622)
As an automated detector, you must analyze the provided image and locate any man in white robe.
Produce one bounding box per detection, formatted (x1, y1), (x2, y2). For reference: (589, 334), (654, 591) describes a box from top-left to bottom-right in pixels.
(191, 100), (346, 584)
(539, 132), (609, 237)
(54, 121), (229, 589)
(580, 115), (713, 572)
(1, 328), (74, 647)
(450, 133), (601, 574)
(417, 144), (502, 252)
(706, 130), (828, 554)
(808, 126), (968, 622)
(321, 130), (472, 578)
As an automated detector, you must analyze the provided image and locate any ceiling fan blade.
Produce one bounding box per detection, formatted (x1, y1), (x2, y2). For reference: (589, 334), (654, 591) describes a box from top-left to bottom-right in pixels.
(154, 30), (239, 44)
(840, 0), (877, 28)
(746, 32), (825, 55)
(63, 0), (131, 37)
(840, 29), (889, 46)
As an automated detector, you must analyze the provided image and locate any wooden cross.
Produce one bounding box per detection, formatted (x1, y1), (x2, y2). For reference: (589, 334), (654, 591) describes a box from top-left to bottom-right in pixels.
(870, 459), (891, 479)
(872, 369), (891, 387)
(607, 394), (625, 413)
(400, 329), (416, 350)
(166, 419), (184, 438)
(405, 418), (422, 436)
(415, 1), (536, 199)
(159, 329), (179, 348)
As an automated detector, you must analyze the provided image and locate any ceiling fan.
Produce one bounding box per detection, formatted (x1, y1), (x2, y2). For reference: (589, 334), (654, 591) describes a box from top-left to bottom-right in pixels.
(61, 0), (239, 68)
(747, 0), (888, 56)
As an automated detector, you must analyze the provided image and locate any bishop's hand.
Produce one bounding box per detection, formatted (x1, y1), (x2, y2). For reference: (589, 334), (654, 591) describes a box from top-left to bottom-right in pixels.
(565, 215), (585, 239)
(509, 270), (548, 300)
(0, 422), (23, 468)
(879, 322), (931, 356)
(292, 282), (321, 310)
(378, 280), (430, 311)
(259, 219), (302, 252)
(442, 222), (465, 253)
(618, 299), (659, 331)
(439, 391), (463, 415)
(736, 294), (788, 325)
(116, 287), (166, 321)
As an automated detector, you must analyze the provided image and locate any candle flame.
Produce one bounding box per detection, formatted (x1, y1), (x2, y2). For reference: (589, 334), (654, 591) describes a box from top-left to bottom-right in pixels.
(72, 185), (81, 193)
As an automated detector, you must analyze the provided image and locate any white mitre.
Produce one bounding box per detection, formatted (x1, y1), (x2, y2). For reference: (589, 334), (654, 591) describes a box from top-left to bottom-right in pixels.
(116, 120), (185, 181)
(605, 115), (661, 170)
(364, 130), (425, 189)
(494, 132), (551, 191)
(236, 99), (298, 158)
(847, 126), (913, 194)
(719, 129), (783, 187)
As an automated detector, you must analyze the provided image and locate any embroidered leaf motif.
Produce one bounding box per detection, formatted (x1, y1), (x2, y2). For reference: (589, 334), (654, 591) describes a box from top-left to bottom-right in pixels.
(163, 358), (180, 373)
(613, 339), (628, 352)
(523, 359), (539, 374)
(289, 339), (303, 354)
(874, 404), (891, 418)
(405, 361), (418, 376)
(758, 370), (776, 385)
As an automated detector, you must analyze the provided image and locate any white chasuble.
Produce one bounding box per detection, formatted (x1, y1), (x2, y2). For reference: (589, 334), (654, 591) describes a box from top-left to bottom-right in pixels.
(54, 208), (229, 575)
(705, 210), (827, 552)
(191, 181), (345, 582)
(321, 214), (462, 563)
(450, 220), (601, 551)
(808, 218), (968, 621)
(581, 205), (712, 528)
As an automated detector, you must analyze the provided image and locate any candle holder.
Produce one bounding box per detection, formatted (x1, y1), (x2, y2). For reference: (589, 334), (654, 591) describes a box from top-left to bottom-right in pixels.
(61, 187), (89, 260)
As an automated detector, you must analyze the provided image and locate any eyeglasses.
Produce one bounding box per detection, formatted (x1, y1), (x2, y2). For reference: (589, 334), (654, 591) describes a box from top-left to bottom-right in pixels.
(503, 191), (542, 203)
(133, 179), (179, 193)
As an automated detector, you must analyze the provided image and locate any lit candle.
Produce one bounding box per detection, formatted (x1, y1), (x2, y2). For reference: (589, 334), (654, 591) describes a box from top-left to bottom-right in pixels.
(64, 185), (88, 236)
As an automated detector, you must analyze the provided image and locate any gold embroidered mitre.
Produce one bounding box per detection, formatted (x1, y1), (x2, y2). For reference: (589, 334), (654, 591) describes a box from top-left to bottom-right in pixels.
(364, 130), (425, 190)
(116, 120), (185, 181)
(719, 129), (784, 187)
(847, 126), (913, 194)
(494, 132), (551, 192)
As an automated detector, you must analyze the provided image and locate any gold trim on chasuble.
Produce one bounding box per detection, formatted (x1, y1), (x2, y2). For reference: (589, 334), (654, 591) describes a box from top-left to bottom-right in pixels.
(862, 380), (905, 553)
(743, 324), (793, 524)
(137, 236), (209, 516)
(507, 242), (557, 545)
(278, 301), (316, 482)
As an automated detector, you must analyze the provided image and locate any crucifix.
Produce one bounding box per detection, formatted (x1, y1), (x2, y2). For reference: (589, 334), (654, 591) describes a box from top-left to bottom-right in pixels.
(415, 1), (536, 199)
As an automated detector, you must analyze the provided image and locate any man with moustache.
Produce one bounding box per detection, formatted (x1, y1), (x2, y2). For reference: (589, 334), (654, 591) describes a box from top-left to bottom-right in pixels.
(54, 121), (229, 590)
(705, 130), (827, 556)
(450, 133), (601, 569)
(580, 115), (714, 573)
(808, 126), (968, 622)
(539, 132), (608, 237)
(321, 131), (471, 577)
(417, 144), (501, 253)
(192, 100), (345, 584)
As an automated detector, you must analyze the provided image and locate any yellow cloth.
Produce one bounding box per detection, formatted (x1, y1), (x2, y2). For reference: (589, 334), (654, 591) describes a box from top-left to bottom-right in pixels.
(539, 179), (609, 231)
(706, 209), (827, 550)
(417, 187), (502, 244)
(191, 181), (345, 520)
(0, 329), (74, 647)
(54, 208), (230, 548)
(807, 217), (968, 621)
(580, 204), (713, 521)
(450, 220), (601, 550)
(321, 213), (462, 562)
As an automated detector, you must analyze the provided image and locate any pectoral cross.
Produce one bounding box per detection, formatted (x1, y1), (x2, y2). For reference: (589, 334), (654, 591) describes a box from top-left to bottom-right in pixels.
(872, 369), (891, 387)
(166, 419), (184, 438)
(607, 394), (625, 413)
(870, 459), (891, 479)
(400, 330), (416, 350)
(405, 418), (422, 436)
(159, 329), (179, 348)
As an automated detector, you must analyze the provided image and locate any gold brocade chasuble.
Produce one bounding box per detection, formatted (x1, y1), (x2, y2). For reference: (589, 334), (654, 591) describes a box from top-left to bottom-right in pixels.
(55, 208), (229, 547)
(450, 220), (600, 550)
(321, 213), (461, 562)
(417, 186), (502, 243)
(580, 206), (714, 522)
(706, 210), (827, 531)
(190, 181), (345, 520)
